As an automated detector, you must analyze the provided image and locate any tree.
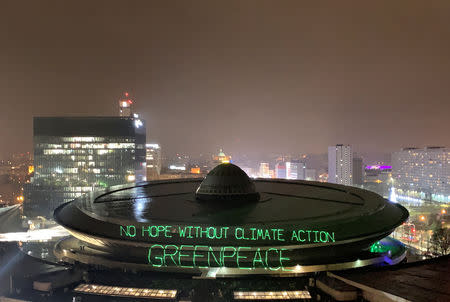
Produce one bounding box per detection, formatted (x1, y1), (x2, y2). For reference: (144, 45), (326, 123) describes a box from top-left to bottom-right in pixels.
(431, 227), (450, 255)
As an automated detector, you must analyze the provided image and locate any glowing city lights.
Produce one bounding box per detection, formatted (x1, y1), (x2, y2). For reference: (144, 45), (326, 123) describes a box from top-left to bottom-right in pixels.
(234, 290), (311, 300)
(0, 226), (69, 242)
(365, 165), (392, 170)
(134, 119), (143, 128)
(73, 284), (177, 299)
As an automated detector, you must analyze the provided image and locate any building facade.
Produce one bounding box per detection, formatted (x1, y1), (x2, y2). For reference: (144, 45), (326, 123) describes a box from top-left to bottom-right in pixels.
(392, 147), (449, 202)
(352, 156), (364, 185)
(275, 162), (286, 179)
(259, 162), (270, 178)
(146, 143), (162, 181)
(328, 145), (353, 185)
(363, 165), (392, 198)
(286, 160), (306, 180)
(24, 117), (146, 217)
(212, 149), (231, 165)
(305, 169), (316, 181)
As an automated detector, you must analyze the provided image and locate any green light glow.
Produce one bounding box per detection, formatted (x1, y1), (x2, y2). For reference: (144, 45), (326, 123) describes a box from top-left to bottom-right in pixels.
(120, 225), (136, 237)
(147, 244), (292, 270)
(98, 181), (108, 188)
(370, 241), (390, 253)
(120, 224), (336, 244)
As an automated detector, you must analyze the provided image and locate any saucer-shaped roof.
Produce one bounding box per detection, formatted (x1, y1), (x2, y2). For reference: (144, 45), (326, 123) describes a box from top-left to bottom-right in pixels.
(54, 166), (408, 250)
(53, 163), (409, 273)
(195, 163), (260, 202)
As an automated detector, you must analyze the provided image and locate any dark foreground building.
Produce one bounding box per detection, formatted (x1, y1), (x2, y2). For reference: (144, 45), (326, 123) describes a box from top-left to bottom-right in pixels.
(54, 163), (408, 276)
(24, 116), (146, 217)
(319, 255), (450, 302)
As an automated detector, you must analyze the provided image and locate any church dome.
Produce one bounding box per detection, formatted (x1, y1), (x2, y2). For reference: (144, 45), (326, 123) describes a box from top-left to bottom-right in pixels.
(195, 163), (260, 202)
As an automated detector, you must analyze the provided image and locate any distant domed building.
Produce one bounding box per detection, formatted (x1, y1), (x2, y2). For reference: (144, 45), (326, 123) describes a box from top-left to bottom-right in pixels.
(212, 149), (231, 164)
(54, 163), (408, 276)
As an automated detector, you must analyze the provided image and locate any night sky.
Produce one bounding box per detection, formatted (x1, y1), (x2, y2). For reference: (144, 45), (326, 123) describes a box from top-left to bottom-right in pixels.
(1, 1), (449, 159)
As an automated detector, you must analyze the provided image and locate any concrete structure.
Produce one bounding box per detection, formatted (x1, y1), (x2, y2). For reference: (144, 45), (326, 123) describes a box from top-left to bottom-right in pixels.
(324, 255), (450, 302)
(54, 163), (408, 276)
(328, 145), (353, 185)
(352, 156), (363, 185)
(392, 147), (449, 202)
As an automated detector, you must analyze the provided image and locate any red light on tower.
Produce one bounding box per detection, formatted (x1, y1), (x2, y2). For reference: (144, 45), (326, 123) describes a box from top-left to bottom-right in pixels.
(119, 92), (133, 116)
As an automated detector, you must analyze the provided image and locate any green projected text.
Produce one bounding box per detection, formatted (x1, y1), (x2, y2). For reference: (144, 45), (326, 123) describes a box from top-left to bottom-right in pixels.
(120, 224), (335, 244)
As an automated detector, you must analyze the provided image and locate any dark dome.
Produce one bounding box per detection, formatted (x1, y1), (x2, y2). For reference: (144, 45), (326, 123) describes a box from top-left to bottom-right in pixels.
(195, 163), (260, 202)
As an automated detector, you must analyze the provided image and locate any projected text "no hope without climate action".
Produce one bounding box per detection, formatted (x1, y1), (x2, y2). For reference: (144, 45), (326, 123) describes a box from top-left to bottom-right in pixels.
(120, 225), (336, 270)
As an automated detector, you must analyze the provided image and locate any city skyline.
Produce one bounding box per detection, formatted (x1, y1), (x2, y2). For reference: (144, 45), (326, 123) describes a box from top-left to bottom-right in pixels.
(1, 1), (450, 158)
(0, 2), (449, 301)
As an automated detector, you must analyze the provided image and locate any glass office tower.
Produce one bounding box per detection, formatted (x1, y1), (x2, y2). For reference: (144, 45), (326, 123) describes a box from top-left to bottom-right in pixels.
(146, 143), (162, 180)
(24, 117), (146, 217)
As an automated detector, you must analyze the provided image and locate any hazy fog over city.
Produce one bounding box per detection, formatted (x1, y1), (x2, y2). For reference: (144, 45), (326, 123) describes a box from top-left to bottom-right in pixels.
(1, 1), (450, 160)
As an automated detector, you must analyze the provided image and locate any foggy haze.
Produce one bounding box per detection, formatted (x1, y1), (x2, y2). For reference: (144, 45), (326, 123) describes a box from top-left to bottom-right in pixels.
(1, 1), (449, 159)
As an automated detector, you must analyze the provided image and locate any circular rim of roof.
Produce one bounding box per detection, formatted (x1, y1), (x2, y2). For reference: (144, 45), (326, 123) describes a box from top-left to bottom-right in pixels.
(195, 163), (260, 202)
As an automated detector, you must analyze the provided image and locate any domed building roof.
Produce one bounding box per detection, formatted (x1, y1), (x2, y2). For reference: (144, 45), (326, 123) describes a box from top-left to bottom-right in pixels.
(53, 162), (409, 275)
(195, 163), (260, 202)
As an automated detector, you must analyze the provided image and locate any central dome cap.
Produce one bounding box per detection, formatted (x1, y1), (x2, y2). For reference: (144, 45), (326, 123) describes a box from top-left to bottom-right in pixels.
(195, 163), (260, 202)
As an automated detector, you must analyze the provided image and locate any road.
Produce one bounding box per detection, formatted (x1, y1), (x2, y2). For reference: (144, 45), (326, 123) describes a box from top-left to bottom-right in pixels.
(0, 204), (24, 233)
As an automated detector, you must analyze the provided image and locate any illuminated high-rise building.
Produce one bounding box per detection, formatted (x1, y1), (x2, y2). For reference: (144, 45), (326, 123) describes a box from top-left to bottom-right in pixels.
(392, 147), (449, 202)
(259, 162), (270, 178)
(119, 92), (133, 117)
(146, 143), (162, 180)
(275, 162), (286, 179)
(24, 116), (146, 217)
(286, 160), (306, 180)
(328, 145), (353, 185)
(285, 162), (292, 179)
